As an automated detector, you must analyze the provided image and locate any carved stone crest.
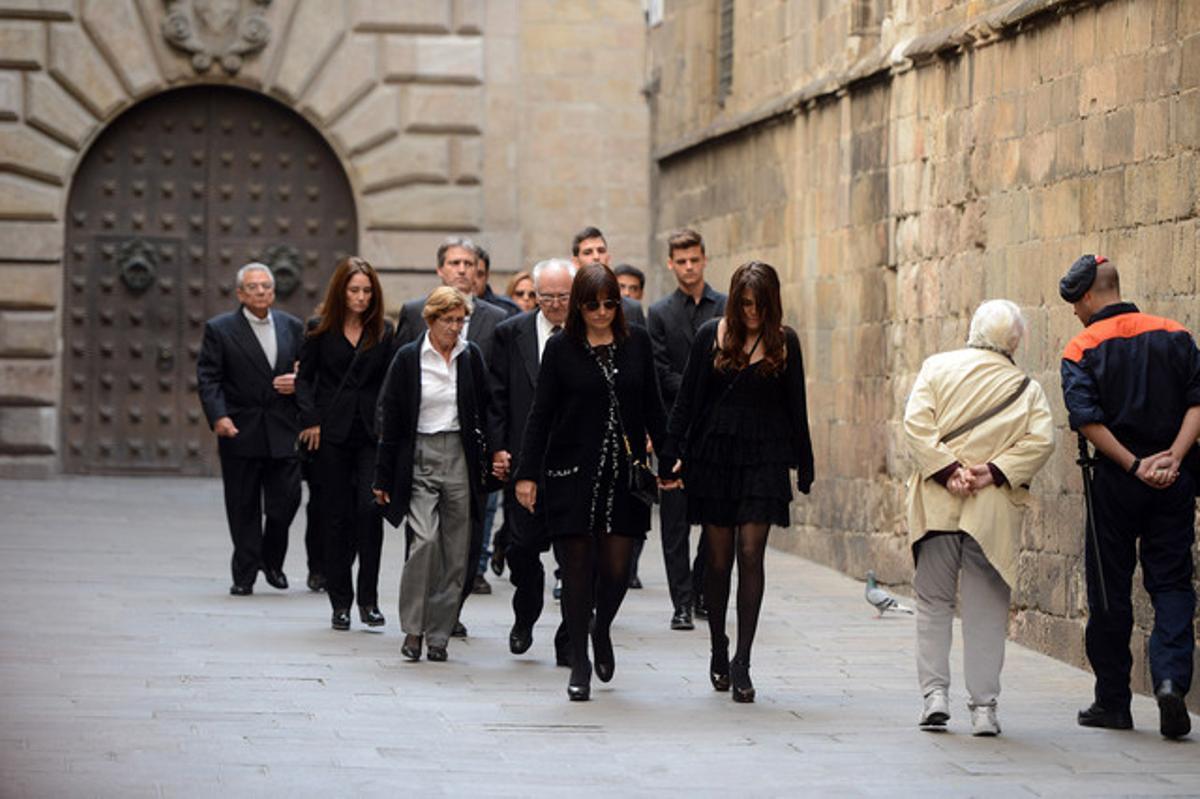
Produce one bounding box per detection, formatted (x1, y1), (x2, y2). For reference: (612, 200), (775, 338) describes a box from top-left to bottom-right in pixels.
(162, 0), (272, 75)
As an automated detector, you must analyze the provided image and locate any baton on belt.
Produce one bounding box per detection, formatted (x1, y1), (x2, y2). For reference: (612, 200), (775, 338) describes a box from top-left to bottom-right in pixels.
(1076, 434), (1110, 614)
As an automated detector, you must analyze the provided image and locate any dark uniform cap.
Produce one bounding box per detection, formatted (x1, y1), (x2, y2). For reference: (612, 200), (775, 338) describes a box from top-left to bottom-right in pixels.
(1059, 254), (1107, 303)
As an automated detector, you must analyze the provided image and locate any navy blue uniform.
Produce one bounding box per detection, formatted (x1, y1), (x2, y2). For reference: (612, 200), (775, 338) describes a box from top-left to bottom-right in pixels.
(1061, 302), (1200, 709)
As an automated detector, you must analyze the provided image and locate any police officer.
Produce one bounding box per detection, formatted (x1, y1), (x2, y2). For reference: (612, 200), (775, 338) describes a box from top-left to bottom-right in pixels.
(1059, 254), (1200, 739)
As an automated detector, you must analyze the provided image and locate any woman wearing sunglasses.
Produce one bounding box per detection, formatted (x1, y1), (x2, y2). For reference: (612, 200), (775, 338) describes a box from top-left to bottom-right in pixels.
(515, 263), (674, 701)
(505, 270), (537, 313)
(659, 261), (814, 703)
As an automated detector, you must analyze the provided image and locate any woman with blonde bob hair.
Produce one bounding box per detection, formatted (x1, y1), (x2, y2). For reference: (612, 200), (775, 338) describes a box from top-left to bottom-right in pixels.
(904, 298), (1055, 736)
(297, 256), (393, 631)
(373, 286), (493, 663)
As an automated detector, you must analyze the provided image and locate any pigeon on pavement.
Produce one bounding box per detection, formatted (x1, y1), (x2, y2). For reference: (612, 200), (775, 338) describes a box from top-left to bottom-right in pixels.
(865, 570), (915, 617)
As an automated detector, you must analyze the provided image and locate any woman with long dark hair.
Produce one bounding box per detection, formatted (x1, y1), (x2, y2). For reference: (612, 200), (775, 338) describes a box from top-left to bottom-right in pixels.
(514, 263), (673, 701)
(659, 261), (814, 703)
(296, 256), (394, 631)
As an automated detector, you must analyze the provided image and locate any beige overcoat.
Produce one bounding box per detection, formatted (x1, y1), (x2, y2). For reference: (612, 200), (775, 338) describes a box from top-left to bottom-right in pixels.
(903, 347), (1056, 589)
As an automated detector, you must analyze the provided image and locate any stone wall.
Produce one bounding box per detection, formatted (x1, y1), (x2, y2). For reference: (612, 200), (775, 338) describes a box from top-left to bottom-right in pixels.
(649, 0), (1200, 704)
(0, 0), (650, 476)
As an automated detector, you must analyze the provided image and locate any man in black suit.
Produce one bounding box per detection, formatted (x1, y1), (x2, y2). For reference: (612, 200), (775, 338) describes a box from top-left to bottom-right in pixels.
(197, 262), (305, 595)
(489, 258), (575, 663)
(394, 236), (507, 633)
(472, 245), (521, 318)
(570, 226), (646, 327)
(648, 229), (727, 630)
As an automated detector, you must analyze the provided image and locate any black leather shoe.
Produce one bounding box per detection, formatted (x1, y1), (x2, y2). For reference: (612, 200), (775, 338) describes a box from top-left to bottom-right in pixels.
(710, 634), (730, 692)
(306, 572), (326, 592)
(472, 574), (492, 595)
(509, 624), (533, 655)
(451, 621), (468, 638)
(263, 569), (288, 590)
(1156, 680), (1191, 739)
(693, 596), (708, 620)
(628, 575), (643, 589)
(730, 657), (755, 703)
(426, 644), (448, 662)
(359, 606), (385, 627)
(331, 609), (351, 631)
(567, 661), (592, 701)
(490, 546), (506, 577)
(229, 584), (252, 596)
(401, 634), (422, 661)
(670, 607), (694, 631)
(592, 627), (615, 683)
(553, 578), (563, 600)
(1077, 702), (1133, 729)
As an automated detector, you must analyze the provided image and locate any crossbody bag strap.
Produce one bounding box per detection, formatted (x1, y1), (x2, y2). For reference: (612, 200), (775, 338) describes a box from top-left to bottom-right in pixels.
(325, 333), (365, 411)
(938, 375), (1030, 445)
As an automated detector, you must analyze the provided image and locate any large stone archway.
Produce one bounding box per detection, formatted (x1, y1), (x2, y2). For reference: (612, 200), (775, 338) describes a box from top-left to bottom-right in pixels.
(61, 85), (356, 475)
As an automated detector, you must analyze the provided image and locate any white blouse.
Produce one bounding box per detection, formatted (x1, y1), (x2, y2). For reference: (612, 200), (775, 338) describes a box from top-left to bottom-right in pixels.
(417, 333), (467, 434)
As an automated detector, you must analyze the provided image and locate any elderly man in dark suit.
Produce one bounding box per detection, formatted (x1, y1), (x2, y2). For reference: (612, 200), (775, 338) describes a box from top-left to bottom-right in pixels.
(394, 236), (507, 633)
(489, 258), (575, 663)
(197, 262), (305, 595)
(648, 229), (727, 630)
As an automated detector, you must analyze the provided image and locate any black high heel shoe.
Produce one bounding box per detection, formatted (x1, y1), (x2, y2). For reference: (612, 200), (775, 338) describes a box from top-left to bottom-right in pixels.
(730, 657), (755, 703)
(567, 661), (592, 701)
(710, 635), (730, 692)
(359, 606), (385, 627)
(592, 627), (615, 683)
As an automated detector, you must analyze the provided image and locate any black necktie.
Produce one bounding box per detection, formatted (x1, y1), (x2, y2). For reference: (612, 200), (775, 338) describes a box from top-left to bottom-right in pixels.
(550, 325), (562, 335)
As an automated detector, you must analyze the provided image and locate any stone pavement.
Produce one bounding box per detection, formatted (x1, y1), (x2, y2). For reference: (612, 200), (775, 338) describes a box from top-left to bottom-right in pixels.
(0, 476), (1197, 798)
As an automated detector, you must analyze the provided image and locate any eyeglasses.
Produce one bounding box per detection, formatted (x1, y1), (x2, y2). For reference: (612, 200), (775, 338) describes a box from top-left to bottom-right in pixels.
(583, 299), (620, 312)
(438, 315), (469, 327)
(241, 282), (273, 292)
(537, 292), (570, 304)
(513, 290), (535, 298)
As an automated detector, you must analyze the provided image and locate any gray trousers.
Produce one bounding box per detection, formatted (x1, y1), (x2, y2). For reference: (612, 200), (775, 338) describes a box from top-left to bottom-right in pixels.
(914, 532), (1011, 707)
(400, 432), (471, 647)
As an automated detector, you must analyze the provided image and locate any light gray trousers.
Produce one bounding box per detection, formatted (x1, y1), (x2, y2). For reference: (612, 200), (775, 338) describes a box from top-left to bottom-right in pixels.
(400, 432), (471, 648)
(914, 532), (1011, 707)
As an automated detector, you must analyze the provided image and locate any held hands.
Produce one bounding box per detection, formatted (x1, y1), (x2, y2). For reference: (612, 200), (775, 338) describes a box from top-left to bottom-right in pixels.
(214, 416), (239, 438)
(1136, 451), (1180, 488)
(945, 463), (994, 497)
(658, 458), (683, 491)
(298, 425), (320, 451)
(272, 372), (296, 395)
(372, 488), (390, 506)
(492, 450), (512, 481)
(515, 479), (537, 512)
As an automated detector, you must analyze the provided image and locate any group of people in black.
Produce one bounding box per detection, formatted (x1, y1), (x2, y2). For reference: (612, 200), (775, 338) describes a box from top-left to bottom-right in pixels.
(196, 229), (1198, 730)
(197, 226), (814, 701)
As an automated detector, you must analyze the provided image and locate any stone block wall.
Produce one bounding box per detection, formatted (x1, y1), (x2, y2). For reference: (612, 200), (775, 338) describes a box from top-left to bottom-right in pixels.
(0, 0), (650, 475)
(650, 0), (1200, 704)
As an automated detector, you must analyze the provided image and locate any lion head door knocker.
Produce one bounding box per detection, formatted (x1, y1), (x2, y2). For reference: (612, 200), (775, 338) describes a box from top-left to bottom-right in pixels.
(117, 239), (158, 295)
(162, 0), (273, 75)
(263, 243), (301, 298)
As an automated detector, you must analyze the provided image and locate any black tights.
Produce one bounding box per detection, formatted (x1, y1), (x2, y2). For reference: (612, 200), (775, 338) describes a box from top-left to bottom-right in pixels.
(703, 523), (770, 664)
(554, 534), (636, 677)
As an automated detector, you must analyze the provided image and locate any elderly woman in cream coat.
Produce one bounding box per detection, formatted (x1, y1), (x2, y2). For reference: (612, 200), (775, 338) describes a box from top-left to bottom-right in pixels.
(903, 299), (1055, 737)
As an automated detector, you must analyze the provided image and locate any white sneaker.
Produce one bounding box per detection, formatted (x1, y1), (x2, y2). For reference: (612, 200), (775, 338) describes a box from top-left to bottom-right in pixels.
(919, 689), (950, 729)
(970, 703), (1001, 736)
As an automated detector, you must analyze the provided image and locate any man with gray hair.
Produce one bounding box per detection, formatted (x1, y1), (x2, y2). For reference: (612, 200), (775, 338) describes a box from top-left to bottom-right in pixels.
(903, 299), (1056, 736)
(488, 258), (575, 663)
(197, 263), (305, 595)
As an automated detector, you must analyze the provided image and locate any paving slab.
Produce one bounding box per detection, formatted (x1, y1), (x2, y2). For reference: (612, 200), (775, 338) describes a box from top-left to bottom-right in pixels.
(0, 476), (1197, 797)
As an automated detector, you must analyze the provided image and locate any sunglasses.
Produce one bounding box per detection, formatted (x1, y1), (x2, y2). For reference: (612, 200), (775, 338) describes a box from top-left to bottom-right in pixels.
(512, 290), (535, 298)
(582, 299), (620, 311)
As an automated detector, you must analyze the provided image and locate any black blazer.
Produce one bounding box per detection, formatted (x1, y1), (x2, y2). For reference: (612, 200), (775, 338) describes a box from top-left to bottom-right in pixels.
(486, 310), (542, 455)
(623, 297), (646, 328)
(659, 318), (814, 494)
(515, 326), (667, 536)
(648, 284), (726, 407)
(196, 307), (304, 460)
(395, 293), (506, 366)
(295, 320), (396, 444)
(374, 335), (492, 528)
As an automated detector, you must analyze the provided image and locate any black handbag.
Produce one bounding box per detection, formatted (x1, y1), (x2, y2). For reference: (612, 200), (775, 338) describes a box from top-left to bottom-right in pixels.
(592, 343), (659, 507)
(295, 335), (362, 464)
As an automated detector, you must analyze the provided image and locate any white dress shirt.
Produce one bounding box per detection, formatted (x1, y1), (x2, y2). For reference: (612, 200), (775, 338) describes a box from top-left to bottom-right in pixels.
(417, 333), (468, 434)
(242, 306), (277, 369)
(535, 311), (561, 362)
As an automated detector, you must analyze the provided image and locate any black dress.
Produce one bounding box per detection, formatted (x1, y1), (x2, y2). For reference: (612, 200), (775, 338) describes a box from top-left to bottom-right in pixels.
(661, 319), (814, 528)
